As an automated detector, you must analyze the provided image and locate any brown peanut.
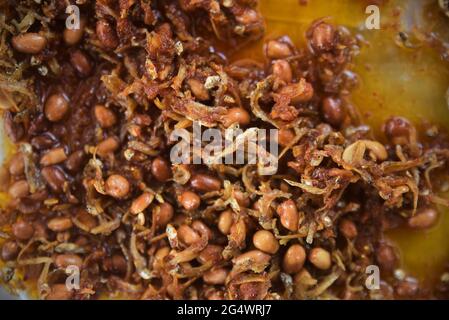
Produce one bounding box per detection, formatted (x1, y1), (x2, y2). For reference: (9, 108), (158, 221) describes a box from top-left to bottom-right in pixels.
(408, 208), (438, 229)
(96, 136), (120, 158)
(253, 230), (279, 254)
(283, 244), (306, 274)
(218, 210), (233, 235)
(190, 173), (221, 192)
(276, 199), (299, 232)
(94, 105), (117, 128)
(55, 254), (83, 269)
(12, 33), (47, 54)
(41, 166), (67, 193)
(8, 180), (29, 199)
(105, 174), (130, 199)
(187, 78), (210, 101)
(178, 224), (200, 245)
(272, 59), (292, 83)
(309, 247), (332, 270)
(12, 220), (34, 241)
(48, 217), (73, 232)
(178, 191), (200, 211)
(64, 19), (85, 45)
(153, 202), (174, 227)
(222, 108), (251, 128)
(130, 192), (153, 214)
(266, 40), (292, 59)
(45, 93), (69, 122)
(40, 148), (67, 166)
(151, 157), (172, 182)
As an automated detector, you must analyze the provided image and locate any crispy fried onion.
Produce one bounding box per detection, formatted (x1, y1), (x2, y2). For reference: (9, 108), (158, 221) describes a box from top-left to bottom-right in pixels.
(228, 273), (271, 300)
(165, 225), (209, 274)
(171, 99), (227, 127)
(230, 250), (271, 277)
(130, 232), (152, 279)
(250, 76), (279, 128)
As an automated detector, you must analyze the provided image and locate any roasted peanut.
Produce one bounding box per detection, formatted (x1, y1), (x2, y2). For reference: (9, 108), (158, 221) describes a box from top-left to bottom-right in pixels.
(192, 220), (213, 240)
(9, 152), (24, 176)
(272, 59), (292, 83)
(63, 19), (85, 45)
(283, 244), (306, 274)
(0, 167), (9, 192)
(310, 22), (335, 52)
(55, 254), (83, 269)
(235, 8), (260, 24)
(376, 243), (398, 272)
(75, 209), (97, 231)
(44, 93), (69, 122)
(94, 105), (117, 128)
(178, 191), (200, 211)
(41, 166), (67, 193)
(12, 220), (34, 241)
(65, 150), (86, 172)
(40, 148), (67, 166)
(12, 33), (47, 54)
(233, 250), (271, 266)
(178, 224), (200, 245)
(266, 40), (292, 59)
(278, 79), (314, 104)
(206, 290), (225, 300)
(278, 128), (295, 147)
(316, 123), (333, 136)
(222, 108), (251, 127)
(105, 174), (130, 199)
(33, 221), (48, 239)
(1, 241), (19, 261)
(190, 173), (221, 192)
(253, 230), (279, 254)
(70, 50), (92, 77)
(31, 135), (56, 151)
(276, 199), (299, 232)
(151, 157), (172, 182)
(408, 208), (438, 229)
(47, 217), (73, 232)
(309, 247), (332, 270)
(218, 210), (233, 235)
(322, 97), (345, 127)
(96, 136), (120, 158)
(96, 19), (119, 49)
(197, 245), (223, 264)
(233, 190), (250, 208)
(111, 254), (127, 274)
(130, 192), (153, 214)
(187, 78), (210, 101)
(229, 218), (247, 248)
(153, 202), (174, 227)
(8, 180), (29, 199)
(383, 117), (413, 145)
(339, 218), (358, 239)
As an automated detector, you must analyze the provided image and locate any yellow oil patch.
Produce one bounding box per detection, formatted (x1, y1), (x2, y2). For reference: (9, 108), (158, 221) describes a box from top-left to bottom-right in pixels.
(227, 0), (449, 283)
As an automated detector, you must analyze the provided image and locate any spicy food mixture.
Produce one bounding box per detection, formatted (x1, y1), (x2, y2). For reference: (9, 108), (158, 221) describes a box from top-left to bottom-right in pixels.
(1, 0), (449, 300)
